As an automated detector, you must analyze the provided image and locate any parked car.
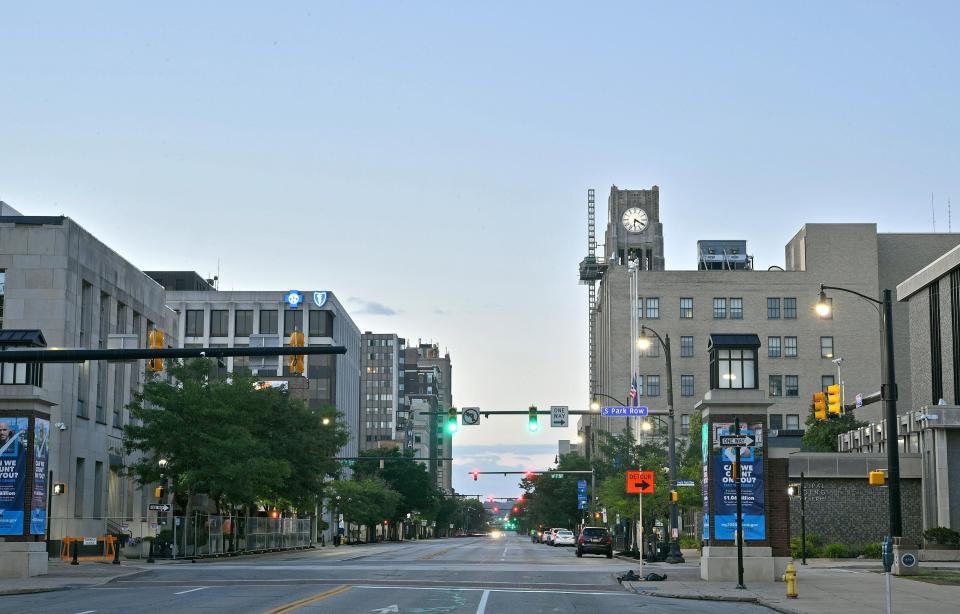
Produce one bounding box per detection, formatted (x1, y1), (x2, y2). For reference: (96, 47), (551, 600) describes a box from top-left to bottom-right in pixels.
(553, 529), (576, 547)
(546, 528), (562, 545)
(576, 526), (613, 558)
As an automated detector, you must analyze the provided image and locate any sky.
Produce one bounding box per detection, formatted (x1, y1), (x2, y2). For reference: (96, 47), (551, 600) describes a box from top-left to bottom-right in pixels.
(2, 2), (958, 497)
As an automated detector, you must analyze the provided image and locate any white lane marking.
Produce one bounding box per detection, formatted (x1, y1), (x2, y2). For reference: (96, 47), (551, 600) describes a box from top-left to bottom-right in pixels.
(116, 578), (609, 586)
(76, 611), (97, 614)
(501, 546), (508, 558)
(354, 585), (627, 596)
(476, 589), (490, 614)
(174, 586), (209, 595)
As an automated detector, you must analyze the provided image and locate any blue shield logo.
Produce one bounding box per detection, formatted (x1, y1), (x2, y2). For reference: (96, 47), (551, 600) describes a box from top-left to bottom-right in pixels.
(313, 291), (328, 308)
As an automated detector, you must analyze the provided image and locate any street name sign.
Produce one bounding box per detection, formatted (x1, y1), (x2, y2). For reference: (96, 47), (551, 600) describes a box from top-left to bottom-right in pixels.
(855, 393), (863, 408)
(461, 407), (481, 426)
(626, 470), (655, 494)
(601, 406), (648, 417)
(677, 480), (695, 487)
(83, 537), (97, 546)
(148, 503), (171, 512)
(719, 435), (755, 447)
(550, 405), (569, 427)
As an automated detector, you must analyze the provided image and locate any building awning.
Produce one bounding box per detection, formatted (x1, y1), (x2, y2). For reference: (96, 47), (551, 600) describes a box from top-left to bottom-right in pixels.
(0, 329), (47, 348)
(707, 333), (761, 350)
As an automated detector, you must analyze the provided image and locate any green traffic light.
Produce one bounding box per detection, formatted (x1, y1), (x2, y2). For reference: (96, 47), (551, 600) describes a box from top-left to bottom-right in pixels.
(528, 420), (539, 432)
(448, 420), (458, 434)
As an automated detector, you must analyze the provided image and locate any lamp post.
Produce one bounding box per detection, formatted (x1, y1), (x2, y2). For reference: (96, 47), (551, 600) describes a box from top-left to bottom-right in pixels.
(638, 325), (683, 563)
(817, 285), (902, 539)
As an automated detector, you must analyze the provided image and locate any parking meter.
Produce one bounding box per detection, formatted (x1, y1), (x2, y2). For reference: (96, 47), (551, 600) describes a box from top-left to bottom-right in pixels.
(881, 536), (893, 573)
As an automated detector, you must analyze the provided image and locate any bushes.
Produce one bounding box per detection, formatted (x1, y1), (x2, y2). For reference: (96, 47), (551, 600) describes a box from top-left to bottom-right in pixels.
(679, 536), (700, 550)
(923, 527), (960, 547)
(861, 543), (882, 559)
(823, 543), (851, 559)
(790, 533), (823, 559)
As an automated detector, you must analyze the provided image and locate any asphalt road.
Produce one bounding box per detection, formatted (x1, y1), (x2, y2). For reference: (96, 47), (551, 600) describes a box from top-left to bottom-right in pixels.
(0, 534), (768, 613)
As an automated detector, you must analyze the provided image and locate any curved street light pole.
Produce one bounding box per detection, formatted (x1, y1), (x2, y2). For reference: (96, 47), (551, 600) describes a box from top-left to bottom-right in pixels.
(640, 325), (684, 564)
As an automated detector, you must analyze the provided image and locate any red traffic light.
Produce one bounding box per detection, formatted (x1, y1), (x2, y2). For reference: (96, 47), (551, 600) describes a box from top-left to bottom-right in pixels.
(517, 495), (524, 502)
(472, 470), (479, 481)
(512, 506), (519, 513)
(493, 506), (499, 513)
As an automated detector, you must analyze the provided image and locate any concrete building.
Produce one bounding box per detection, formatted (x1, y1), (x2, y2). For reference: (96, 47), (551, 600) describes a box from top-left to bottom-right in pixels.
(358, 332), (406, 450)
(0, 211), (177, 556)
(414, 342), (453, 494)
(158, 285), (362, 458)
(579, 185), (960, 460)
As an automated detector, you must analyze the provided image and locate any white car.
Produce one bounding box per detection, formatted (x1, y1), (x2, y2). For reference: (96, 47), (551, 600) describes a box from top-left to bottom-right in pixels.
(553, 529), (575, 547)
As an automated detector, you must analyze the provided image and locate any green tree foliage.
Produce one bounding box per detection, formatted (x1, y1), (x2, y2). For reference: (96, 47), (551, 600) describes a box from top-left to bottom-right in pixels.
(123, 358), (349, 513)
(331, 478), (401, 528)
(518, 453), (592, 531)
(459, 498), (489, 533)
(801, 404), (866, 452)
(353, 448), (438, 521)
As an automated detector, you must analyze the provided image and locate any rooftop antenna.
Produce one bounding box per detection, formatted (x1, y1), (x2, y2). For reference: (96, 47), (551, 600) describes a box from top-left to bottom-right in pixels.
(932, 192), (936, 232)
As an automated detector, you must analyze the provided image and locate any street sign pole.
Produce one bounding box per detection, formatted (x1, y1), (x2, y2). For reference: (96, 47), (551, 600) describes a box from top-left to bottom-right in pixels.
(638, 486), (643, 578)
(734, 416), (746, 590)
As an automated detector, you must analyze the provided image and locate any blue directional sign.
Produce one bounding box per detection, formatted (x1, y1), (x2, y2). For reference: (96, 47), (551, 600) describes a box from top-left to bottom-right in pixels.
(577, 479), (588, 510)
(600, 406), (648, 417)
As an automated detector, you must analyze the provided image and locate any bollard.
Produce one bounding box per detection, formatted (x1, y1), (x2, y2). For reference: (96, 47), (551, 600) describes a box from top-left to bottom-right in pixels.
(782, 561), (798, 598)
(113, 534), (121, 565)
(71, 539), (79, 566)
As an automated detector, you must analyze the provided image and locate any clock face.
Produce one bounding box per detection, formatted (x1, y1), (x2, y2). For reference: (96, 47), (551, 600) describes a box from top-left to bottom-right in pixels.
(622, 207), (649, 233)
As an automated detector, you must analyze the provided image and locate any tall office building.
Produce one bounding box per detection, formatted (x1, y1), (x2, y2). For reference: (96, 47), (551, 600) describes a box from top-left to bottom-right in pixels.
(359, 332), (406, 450)
(579, 185), (960, 460)
(415, 343), (453, 494)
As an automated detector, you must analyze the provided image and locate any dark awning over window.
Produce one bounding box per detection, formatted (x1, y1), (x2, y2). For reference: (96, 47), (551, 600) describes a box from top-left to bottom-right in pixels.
(0, 329), (47, 348)
(707, 333), (760, 351)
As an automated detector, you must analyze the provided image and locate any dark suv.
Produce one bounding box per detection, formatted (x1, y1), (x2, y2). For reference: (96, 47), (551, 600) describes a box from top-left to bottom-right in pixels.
(576, 526), (613, 558)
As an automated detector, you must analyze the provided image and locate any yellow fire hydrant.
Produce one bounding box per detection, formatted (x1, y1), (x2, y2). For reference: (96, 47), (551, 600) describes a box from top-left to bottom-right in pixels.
(782, 561), (798, 598)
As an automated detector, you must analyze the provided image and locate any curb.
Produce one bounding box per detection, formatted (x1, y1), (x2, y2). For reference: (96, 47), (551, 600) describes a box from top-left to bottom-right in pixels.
(0, 566), (147, 597)
(623, 582), (804, 614)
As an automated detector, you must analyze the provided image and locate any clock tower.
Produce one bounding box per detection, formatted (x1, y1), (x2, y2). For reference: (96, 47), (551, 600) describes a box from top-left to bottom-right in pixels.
(604, 185), (665, 270)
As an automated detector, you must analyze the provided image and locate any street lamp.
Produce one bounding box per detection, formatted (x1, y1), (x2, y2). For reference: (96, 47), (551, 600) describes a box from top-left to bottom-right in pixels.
(639, 324), (684, 564)
(816, 284), (903, 542)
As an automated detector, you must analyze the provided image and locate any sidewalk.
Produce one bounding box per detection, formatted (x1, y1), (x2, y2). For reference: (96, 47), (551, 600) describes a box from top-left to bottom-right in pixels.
(0, 560), (147, 596)
(621, 553), (960, 614)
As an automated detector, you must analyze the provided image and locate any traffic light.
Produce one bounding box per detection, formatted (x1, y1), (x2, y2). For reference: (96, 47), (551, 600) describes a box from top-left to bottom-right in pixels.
(147, 328), (164, 372)
(493, 506), (499, 513)
(471, 470), (479, 481)
(155, 485), (165, 499)
(287, 330), (305, 375)
(670, 490), (678, 503)
(813, 392), (827, 420)
(827, 384), (841, 415)
(524, 470), (534, 480)
(527, 405), (539, 432)
(517, 495), (524, 503)
(512, 506), (519, 513)
(448, 407), (458, 433)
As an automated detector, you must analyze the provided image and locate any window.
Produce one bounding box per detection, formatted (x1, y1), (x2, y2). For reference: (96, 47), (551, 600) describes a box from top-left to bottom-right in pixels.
(680, 375), (694, 397)
(768, 337), (781, 358)
(309, 310), (331, 336)
(636, 375), (644, 397)
(930, 283), (943, 403)
(769, 414), (783, 430)
(769, 375), (783, 397)
(786, 414), (800, 430)
(821, 375), (835, 392)
(713, 298), (727, 319)
(785, 375), (799, 397)
(818, 297), (833, 320)
(767, 297), (781, 319)
(784, 336), (798, 358)
(680, 414), (690, 435)
(645, 298), (660, 319)
(644, 340), (660, 358)
(636, 298), (643, 319)
(680, 298), (693, 319)
(235, 310), (253, 337)
(185, 310), (204, 336)
(93, 461), (104, 518)
(283, 310), (303, 335)
(784, 297), (797, 319)
(730, 297), (743, 319)
(820, 336), (834, 359)
(716, 348), (756, 389)
(74, 458), (85, 518)
(647, 375), (660, 396)
(680, 336), (694, 357)
(259, 309), (278, 334)
(210, 310), (229, 337)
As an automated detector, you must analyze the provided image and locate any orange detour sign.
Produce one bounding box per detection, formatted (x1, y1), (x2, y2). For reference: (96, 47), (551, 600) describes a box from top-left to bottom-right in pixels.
(626, 470), (655, 494)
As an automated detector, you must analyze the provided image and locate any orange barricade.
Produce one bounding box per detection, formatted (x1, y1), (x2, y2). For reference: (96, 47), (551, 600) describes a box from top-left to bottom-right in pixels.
(60, 535), (118, 562)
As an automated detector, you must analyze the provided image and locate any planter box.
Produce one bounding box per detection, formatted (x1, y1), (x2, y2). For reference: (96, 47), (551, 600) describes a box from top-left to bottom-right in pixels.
(920, 549), (960, 562)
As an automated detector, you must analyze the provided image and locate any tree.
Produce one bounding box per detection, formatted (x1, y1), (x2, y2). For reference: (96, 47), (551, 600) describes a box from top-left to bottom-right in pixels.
(518, 454), (592, 531)
(123, 358), (350, 513)
(801, 404), (866, 452)
(330, 478), (401, 541)
(353, 448), (438, 521)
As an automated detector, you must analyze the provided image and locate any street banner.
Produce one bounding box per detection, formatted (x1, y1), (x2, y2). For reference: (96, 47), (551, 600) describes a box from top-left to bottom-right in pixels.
(31, 418), (49, 535)
(577, 479), (588, 509)
(702, 423), (710, 539)
(0, 417), (28, 535)
(712, 422), (765, 540)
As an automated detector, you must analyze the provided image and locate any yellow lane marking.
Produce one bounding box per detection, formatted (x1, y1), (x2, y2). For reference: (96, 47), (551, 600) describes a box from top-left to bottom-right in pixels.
(418, 545), (458, 560)
(262, 584), (351, 614)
